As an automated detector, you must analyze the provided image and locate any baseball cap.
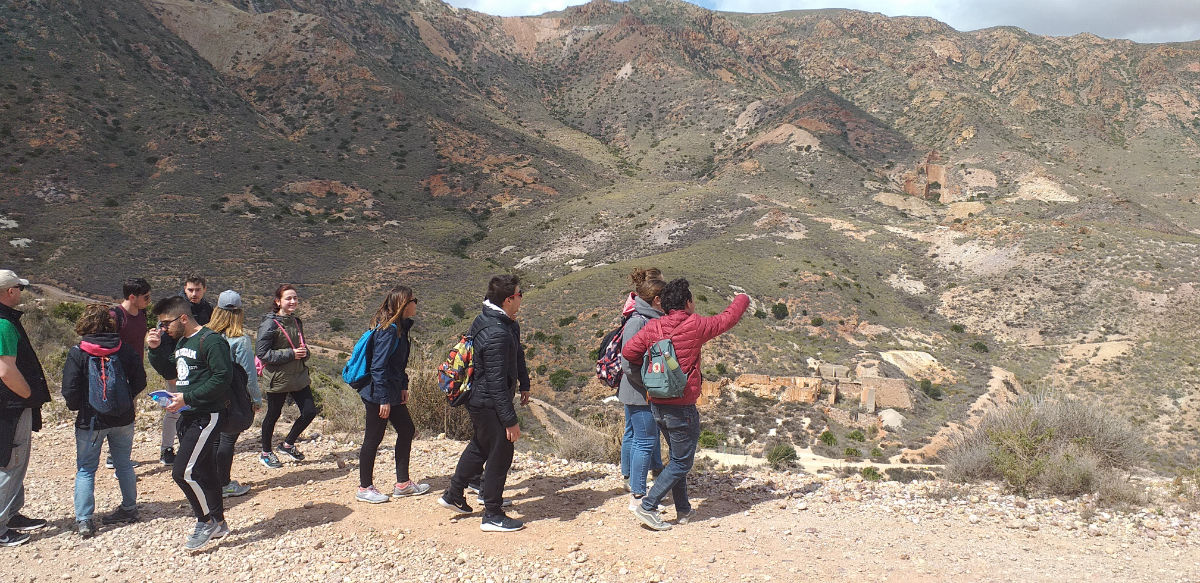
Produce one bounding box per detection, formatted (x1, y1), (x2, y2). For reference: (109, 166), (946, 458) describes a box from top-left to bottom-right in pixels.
(0, 270), (29, 289)
(217, 290), (242, 310)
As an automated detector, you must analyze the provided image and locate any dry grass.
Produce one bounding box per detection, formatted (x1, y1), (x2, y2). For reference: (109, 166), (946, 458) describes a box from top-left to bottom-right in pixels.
(943, 391), (1146, 502)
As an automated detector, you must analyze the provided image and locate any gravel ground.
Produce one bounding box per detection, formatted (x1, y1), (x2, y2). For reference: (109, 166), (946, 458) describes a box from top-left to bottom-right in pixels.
(3, 414), (1199, 583)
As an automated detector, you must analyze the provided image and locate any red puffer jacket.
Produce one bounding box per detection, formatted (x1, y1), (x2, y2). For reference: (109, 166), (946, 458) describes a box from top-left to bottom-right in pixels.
(622, 294), (749, 405)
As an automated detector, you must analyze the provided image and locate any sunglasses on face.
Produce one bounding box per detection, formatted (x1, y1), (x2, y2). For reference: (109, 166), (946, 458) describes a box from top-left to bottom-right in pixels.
(157, 315), (183, 329)
(12, 285), (26, 292)
(510, 291), (523, 298)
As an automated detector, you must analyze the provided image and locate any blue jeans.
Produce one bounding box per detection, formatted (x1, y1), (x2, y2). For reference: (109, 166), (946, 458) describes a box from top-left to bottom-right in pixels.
(74, 423), (137, 521)
(621, 404), (663, 496)
(642, 404), (699, 514)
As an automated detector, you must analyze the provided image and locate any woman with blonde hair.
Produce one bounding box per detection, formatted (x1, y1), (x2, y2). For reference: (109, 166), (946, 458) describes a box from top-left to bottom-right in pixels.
(354, 285), (429, 503)
(207, 291), (262, 497)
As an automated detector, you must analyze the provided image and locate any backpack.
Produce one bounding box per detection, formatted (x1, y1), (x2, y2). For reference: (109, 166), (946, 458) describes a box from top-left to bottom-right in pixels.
(87, 352), (134, 417)
(641, 338), (688, 400)
(200, 330), (255, 434)
(437, 334), (479, 407)
(341, 325), (397, 389)
(595, 313), (644, 389)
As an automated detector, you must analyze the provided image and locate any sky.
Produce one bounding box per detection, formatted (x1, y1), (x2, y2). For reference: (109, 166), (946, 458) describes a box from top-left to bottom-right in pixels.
(445, 0), (1200, 44)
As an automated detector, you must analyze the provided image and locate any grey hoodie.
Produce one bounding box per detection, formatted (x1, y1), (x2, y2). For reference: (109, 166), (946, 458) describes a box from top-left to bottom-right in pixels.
(617, 296), (664, 406)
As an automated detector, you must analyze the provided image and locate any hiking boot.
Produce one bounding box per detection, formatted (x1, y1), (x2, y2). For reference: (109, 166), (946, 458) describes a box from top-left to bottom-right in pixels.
(211, 520), (230, 540)
(222, 481), (251, 498)
(480, 513), (525, 532)
(102, 506), (139, 525)
(631, 504), (671, 531)
(478, 496), (513, 508)
(106, 456), (140, 470)
(259, 452), (283, 469)
(0, 528), (30, 547)
(676, 508), (696, 525)
(184, 519), (220, 550)
(437, 494), (473, 514)
(7, 514), (47, 533)
(278, 443), (305, 461)
(393, 481), (431, 498)
(160, 448), (176, 465)
(356, 486), (390, 504)
(77, 519), (97, 539)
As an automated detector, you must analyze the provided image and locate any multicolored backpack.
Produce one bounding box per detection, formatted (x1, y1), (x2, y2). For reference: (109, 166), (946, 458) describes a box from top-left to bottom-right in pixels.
(594, 313), (644, 389)
(437, 334), (478, 407)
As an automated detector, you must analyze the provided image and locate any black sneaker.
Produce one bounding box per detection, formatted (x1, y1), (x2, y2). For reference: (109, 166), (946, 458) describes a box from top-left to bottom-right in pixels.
(7, 514), (47, 533)
(102, 506), (139, 525)
(160, 448), (176, 465)
(0, 529), (30, 547)
(77, 518), (97, 538)
(278, 443), (305, 461)
(106, 456), (140, 470)
(480, 513), (525, 532)
(437, 494), (473, 514)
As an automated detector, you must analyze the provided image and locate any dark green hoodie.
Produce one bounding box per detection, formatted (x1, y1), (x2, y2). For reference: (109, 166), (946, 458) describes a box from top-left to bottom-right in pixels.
(148, 328), (232, 413)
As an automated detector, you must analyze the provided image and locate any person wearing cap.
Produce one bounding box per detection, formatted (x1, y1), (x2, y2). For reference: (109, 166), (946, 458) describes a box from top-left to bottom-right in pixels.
(205, 291), (261, 498)
(0, 270), (51, 547)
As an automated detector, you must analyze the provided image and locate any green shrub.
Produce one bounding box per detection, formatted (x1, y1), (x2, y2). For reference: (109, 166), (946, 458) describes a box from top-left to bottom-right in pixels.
(767, 443), (797, 469)
(450, 303), (466, 319)
(439, 316), (455, 327)
(754, 309), (767, 319)
(772, 303), (788, 320)
(557, 315), (576, 327)
(847, 429), (865, 442)
(969, 341), (989, 353)
(810, 316), (824, 327)
(698, 429), (725, 449)
(860, 467), (883, 481)
(327, 317), (345, 332)
(715, 363), (727, 375)
(548, 368), (574, 391)
(943, 392), (1144, 499)
(920, 379), (943, 399)
(843, 447), (862, 458)
(950, 324), (966, 333)
(870, 447), (885, 458)
(51, 301), (85, 324)
(819, 430), (837, 446)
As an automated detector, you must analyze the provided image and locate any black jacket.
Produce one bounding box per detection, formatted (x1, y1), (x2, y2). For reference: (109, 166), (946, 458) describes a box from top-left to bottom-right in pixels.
(178, 290), (213, 326)
(466, 303), (529, 428)
(358, 319), (413, 405)
(61, 333), (147, 429)
(0, 303), (50, 423)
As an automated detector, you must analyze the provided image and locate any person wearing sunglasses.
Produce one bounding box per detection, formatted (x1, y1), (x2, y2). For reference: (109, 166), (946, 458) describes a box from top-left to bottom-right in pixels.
(353, 286), (429, 504)
(0, 270), (50, 547)
(439, 275), (530, 532)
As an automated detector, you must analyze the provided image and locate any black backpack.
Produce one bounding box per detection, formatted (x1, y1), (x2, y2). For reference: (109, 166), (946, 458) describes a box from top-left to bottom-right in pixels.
(200, 330), (255, 434)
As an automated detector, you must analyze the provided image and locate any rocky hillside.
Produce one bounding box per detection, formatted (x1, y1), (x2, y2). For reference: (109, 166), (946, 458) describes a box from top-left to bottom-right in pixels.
(2, 0), (1198, 467)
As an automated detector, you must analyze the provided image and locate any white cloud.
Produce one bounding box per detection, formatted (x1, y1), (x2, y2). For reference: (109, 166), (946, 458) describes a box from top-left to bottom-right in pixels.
(445, 0), (1200, 43)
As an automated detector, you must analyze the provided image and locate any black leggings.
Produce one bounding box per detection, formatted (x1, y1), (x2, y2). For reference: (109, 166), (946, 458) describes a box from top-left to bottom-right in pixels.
(359, 399), (416, 488)
(260, 386), (319, 452)
(213, 432), (239, 486)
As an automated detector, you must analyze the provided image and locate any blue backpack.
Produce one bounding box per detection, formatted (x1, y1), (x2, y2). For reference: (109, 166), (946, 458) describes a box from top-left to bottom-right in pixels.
(87, 353), (133, 416)
(341, 325), (397, 389)
(641, 338), (688, 399)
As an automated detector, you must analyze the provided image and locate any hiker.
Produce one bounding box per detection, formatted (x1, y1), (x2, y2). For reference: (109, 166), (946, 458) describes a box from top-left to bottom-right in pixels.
(0, 270), (50, 546)
(147, 295), (232, 550)
(107, 277), (150, 470)
(207, 291), (262, 498)
(354, 286), (430, 503)
(438, 275), (530, 532)
(618, 268), (667, 510)
(623, 278), (749, 530)
(61, 304), (146, 537)
(160, 274), (212, 465)
(255, 284), (318, 468)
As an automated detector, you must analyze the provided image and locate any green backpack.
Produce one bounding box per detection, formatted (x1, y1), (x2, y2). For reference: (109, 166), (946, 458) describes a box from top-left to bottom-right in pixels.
(641, 338), (688, 399)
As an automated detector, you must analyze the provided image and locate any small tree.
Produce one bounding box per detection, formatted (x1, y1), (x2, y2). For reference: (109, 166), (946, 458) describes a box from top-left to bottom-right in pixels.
(772, 302), (789, 320)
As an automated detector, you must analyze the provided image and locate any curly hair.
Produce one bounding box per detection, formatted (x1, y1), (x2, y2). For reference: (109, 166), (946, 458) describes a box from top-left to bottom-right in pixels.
(75, 303), (116, 336)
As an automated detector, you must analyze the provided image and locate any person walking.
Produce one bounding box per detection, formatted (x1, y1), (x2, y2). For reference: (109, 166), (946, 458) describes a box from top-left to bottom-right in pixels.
(617, 268), (667, 510)
(0, 270), (50, 546)
(61, 304), (146, 537)
(354, 286), (430, 503)
(255, 284), (318, 468)
(623, 278), (748, 531)
(438, 275), (530, 532)
(207, 291), (262, 497)
(158, 275), (212, 465)
(147, 296), (232, 550)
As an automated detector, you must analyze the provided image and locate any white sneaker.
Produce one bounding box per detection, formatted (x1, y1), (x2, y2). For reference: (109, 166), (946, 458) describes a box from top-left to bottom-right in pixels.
(356, 486), (390, 504)
(393, 481), (431, 497)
